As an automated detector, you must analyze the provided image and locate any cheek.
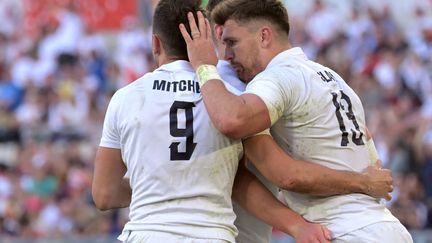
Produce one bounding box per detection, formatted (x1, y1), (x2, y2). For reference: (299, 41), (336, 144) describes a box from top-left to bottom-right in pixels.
(232, 47), (246, 61)
(237, 42), (255, 59)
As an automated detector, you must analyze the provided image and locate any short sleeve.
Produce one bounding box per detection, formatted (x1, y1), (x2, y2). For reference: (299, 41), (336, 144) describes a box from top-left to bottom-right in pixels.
(245, 128), (272, 139)
(244, 78), (285, 125)
(99, 91), (122, 149)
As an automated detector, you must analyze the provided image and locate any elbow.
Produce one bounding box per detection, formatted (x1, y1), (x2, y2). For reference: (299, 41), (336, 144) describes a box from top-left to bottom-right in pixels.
(277, 175), (313, 193)
(276, 176), (299, 191)
(218, 123), (245, 140)
(215, 115), (248, 140)
(92, 189), (114, 211)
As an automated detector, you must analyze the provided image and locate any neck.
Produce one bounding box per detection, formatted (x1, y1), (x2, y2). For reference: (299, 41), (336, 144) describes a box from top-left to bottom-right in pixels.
(262, 41), (292, 68)
(157, 54), (183, 66)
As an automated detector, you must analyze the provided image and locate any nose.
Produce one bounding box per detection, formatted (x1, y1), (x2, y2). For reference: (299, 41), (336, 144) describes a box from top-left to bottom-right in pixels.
(224, 47), (233, 61)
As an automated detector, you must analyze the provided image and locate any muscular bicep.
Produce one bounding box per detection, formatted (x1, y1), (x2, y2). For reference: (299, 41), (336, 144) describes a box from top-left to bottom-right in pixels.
(93, 147), (126, 188)
(244, 78), (286, 126)
(200, 79), (271, 139)
(236, 93), (272, 137)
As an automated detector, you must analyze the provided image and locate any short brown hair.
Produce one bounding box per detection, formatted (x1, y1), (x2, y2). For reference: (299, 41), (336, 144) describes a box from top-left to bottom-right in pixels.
(212, 0), (290, 36)
(206, 0), (225, 15)
(153, 0), (203, 60)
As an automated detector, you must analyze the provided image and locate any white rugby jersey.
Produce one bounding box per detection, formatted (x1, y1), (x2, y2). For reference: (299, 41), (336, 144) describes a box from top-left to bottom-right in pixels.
(245, 47), (399, 238)
(218, 60), (247, 92)
(100, 60), (243, 242)
(218, 60), (277, 243)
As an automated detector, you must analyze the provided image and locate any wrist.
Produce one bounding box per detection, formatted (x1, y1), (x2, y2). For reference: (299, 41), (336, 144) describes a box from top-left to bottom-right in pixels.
(359, 172), (371, 194)
(285, 219), (307, 239)
(196, 64), (221, 87)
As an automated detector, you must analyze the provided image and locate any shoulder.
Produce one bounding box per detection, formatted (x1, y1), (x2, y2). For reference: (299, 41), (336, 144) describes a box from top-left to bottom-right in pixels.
(109, 72), (152, 103)
(251, 64), (296, 84)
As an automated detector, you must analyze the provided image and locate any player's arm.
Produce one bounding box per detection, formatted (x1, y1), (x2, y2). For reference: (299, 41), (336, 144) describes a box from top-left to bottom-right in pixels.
(92, 147), (131, 210)
(92, 89), (131, 211)
(179, 11), (271, 139)
(232, 158), (331, 242)
(202, 82), (270, 139)
(244, 134), (393, 199)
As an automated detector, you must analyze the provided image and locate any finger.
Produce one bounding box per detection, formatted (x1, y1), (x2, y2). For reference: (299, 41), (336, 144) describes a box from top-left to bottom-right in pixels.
(179, 23), (192, 43)
(315, 227), (328, 243)
(322, 226), (332, 241)
(319, 226), (331, 242)
(385, 193), (392, 201)
(318, 235), (329, 243)
(375, 159), (382, 168)
(317, 234), (326, 243)
(197, 11), (206, 38)
(205, 18), (212, 40)
(187, 12), (199, 35)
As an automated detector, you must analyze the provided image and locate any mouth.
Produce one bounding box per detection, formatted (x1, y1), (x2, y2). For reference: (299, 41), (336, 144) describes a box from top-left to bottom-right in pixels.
(230, 63), (249, 83)
(230, 63), (242, 73)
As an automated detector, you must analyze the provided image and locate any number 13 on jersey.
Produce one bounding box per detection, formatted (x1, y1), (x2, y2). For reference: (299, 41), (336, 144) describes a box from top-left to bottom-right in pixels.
(331, 90), (364, 147)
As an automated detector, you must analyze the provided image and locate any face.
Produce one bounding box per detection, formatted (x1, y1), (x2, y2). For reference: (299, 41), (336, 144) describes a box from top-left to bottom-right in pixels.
(222, 19), (263, 83)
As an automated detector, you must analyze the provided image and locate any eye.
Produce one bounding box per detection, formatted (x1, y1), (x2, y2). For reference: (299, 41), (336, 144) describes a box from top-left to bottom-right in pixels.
(225, 39), (236, 47)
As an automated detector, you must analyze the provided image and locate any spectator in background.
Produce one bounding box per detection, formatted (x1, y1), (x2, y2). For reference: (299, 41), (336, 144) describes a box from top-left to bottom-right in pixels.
(0, 62), (23, 112)
(115, 16), (153, 86)
(305, 0), (343, 51)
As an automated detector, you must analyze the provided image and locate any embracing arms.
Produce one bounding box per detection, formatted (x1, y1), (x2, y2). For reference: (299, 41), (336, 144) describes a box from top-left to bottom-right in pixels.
(180, 11), (393, 200)
(244, 134), (393, 199)
(232, 159), (331, 242)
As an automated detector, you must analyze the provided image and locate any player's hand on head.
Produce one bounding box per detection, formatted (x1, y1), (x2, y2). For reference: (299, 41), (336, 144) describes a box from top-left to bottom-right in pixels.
(295, 222), (331, 243)
(363, 165), (393, 201)
(179, 11), (218, 70)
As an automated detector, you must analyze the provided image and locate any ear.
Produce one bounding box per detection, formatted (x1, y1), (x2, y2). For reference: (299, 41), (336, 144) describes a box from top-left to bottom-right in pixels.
(214, 24), (223, 41)
(260, 26), (272, 48)
(152, 34), (161, 56)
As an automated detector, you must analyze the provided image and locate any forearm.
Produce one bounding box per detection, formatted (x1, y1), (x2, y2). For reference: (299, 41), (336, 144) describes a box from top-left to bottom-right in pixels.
(111, 178), (132, 208)
(201, 79), (248, 138)
(244, 135), (369, 196)
(93, 177), (131, 211)
(279, 161), (369, 196)
(201, 79), (271, 139)
(232, 163), (307, 237)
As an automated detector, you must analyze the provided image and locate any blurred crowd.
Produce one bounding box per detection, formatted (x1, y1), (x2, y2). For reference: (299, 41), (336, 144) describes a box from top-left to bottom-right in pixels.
(0, 0), (431, 240)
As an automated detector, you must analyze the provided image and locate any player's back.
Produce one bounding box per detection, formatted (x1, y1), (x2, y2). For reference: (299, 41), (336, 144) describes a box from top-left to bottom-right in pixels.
(269, 55), (369, 171)
(107, 60), (242, 242)
(254, 47), (399, 237)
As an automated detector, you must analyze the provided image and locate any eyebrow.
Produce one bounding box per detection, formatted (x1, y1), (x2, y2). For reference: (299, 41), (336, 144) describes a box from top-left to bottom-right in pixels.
(222, 36), (235, 43)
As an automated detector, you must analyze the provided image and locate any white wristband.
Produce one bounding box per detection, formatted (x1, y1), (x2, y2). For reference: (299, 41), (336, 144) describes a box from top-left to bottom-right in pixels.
(366, 138), (379, 165)
(196, 64), (221, 87)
